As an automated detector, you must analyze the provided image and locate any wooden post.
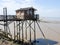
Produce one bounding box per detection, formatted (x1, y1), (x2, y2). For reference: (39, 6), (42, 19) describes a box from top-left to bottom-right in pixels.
(29, 21), (31, 44)
(14, 22), (15, 40)
(22, 21), (24, 45)
(19, 21), (20, 40)
(25, 21), (27, 40)
(34, 21), (36, 45)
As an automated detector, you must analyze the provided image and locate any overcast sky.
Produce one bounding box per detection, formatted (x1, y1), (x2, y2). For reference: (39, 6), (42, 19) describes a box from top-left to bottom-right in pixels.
(0, 0), (60, 17)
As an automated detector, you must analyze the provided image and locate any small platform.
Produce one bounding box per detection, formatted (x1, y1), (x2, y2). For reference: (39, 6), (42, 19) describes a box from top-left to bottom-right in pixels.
(0, 15), (39, 21)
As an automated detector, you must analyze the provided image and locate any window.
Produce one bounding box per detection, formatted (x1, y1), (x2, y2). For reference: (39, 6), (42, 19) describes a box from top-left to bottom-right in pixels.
(30, 10), (32, 15)
(27, 10), (29, 15)
(26, 9), (33, 15)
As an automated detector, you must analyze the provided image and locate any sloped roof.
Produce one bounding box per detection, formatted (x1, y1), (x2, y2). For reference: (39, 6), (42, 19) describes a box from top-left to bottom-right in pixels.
(16, 7), (36, 12)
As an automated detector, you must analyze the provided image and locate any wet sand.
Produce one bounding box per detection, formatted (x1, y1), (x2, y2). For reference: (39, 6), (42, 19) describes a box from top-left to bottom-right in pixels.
(0, 19), (60, 45)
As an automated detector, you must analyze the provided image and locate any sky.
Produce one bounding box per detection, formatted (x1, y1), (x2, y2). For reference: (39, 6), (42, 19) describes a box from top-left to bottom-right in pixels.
(0, 0), (60, 17)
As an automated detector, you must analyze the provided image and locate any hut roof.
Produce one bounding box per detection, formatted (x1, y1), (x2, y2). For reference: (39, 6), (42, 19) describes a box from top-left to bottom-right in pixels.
(16, 7), (36, 12)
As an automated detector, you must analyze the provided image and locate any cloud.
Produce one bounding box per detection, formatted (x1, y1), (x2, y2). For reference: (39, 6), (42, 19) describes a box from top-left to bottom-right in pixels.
(2, 0), (11, 1)
(0, 0), (60, 17)
(0, 0), (36, 15)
